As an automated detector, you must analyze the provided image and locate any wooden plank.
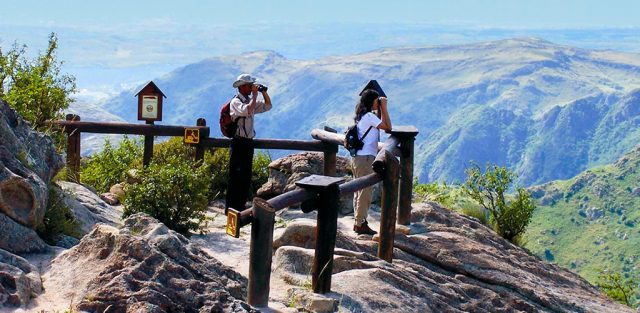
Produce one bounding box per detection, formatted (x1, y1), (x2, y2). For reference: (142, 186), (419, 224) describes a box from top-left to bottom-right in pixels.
(295, 175), (345, 189)
(248, 198), (276, 307)
(398, 136), (415, 225)
(143, 121), (154, 167)
(65, 114), (81, 183)
(378, 150), (400, 263)
(195, 118), (206, 162)
(312, 185), (340, 294)
(56, 120), (209, 137)
(372, 135), (401, 174)
(323, 151), (337, 177)
(389, 125), (419, 137)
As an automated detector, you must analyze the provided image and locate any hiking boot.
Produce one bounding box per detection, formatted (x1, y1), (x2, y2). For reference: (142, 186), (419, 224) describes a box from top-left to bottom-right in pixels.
(353, 220), (377, 235)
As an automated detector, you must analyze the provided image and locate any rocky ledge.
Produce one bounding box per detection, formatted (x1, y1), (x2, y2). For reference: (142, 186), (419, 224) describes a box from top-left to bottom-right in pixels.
(43, 213), (254, 312)
(272, 202), (632, 312)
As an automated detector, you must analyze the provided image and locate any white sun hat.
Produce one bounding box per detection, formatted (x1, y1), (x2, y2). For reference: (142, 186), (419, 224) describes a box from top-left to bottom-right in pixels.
(232, 73), (257, 88)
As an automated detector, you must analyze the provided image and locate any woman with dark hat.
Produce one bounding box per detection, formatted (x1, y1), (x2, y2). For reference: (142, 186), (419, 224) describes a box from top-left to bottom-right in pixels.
(351, 89), (392, 235)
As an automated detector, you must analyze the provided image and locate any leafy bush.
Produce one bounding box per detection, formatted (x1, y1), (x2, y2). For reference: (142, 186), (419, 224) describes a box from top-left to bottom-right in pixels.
(81, 136), (142, 193)
(463, 163), (536, 243)
(596, 269), (638, 307)
(122, 156), (212, 234)
(37, 186), (80, 245)
(251, 151), (271, 196)
(1, 33), (76, 151)
(203, 147), (230, 198)
(413, 181), (454, 207)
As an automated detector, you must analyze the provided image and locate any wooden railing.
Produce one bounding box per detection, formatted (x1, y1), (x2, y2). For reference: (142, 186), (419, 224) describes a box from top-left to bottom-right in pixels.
(228, 127), (418, 307)
(57, 116), (419, 309)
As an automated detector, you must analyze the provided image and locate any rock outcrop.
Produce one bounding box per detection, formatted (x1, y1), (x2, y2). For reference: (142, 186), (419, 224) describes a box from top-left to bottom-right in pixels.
(0, 99), (63, 229)
(57, 181), (122, 234)
(45, 213), (254, 312)
(257, 152), (380, 214)
(0, 249), (43, 307)
(273, 202), (632, 312)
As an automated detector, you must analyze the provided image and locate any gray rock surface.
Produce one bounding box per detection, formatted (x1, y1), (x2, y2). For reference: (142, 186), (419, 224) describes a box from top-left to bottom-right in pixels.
(0, 212), (48, 254)
(56, 181), (122, 234)
(0, 99), (63, 228)
(273, 202), (632, 312)
(257, 152), (380, 214)
(0, 248), (43, 308)
(46, 213), (255, 312)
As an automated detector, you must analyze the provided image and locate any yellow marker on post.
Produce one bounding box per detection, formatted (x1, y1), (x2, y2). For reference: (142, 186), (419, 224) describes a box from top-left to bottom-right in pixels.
(184, 128), (200, 144)
(226, 209), (240, 238)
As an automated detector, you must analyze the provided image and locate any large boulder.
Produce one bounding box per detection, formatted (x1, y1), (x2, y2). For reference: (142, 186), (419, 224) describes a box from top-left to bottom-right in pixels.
(257, 152), (380, 214)
(44, 213), (254, 312)
(0, 213), (48, 254)
(0, 99), (63, 229)
(56, 181), (122, 234)
(0, 248), (43, 308)
(273, 202), (632, 312)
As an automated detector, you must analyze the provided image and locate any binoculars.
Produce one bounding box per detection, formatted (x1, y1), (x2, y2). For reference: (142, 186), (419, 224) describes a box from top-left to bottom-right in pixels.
(257, 84), (268, 92)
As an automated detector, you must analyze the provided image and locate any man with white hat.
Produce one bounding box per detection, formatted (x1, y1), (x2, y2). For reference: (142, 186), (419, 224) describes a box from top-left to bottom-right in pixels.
(226, 73), (272, 214)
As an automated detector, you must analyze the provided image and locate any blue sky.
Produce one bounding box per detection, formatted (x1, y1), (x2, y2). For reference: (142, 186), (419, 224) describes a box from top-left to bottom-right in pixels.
(3, 0), (640, 101)
(4, 0), (640, 28)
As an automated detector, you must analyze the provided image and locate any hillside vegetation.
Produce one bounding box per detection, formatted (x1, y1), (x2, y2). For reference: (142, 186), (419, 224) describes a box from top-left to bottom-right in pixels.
(524, 147), (640, 294)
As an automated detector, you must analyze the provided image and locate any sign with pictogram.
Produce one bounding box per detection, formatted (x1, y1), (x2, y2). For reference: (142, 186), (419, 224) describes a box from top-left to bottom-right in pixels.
(184, 128), (200, 144)
(226, 209), (240, 238)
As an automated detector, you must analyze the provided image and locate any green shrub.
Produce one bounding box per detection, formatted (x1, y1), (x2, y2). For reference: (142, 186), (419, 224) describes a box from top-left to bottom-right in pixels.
(596, 269), (638, 307)
(81, 136), (142, 193)
(203, 147), (230, 198)
(251, 151), (271, 196)
(1, 33), (76, 151)
(152, 136), (194, 165)
(37, 186), (81, 244)
(463, 163), (536, 243)
(413, 181), (454, 207)
(122, 156), (212, 234)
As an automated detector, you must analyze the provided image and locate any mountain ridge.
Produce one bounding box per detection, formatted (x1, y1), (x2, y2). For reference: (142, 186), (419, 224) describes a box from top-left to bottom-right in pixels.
(99, 38), (640, 186)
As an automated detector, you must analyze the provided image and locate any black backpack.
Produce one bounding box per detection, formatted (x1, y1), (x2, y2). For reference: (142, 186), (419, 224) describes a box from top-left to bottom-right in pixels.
(344, 125), (373, 157)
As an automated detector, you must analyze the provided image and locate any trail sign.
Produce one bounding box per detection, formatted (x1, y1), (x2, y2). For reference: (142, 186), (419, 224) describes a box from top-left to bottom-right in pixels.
(135, 81), (166, 122)
(226, 209), (240, 238)
(184, 128), (200, 144)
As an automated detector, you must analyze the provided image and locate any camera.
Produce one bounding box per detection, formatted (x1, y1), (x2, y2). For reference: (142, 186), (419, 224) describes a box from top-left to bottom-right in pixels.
(257, 84), (268, 92)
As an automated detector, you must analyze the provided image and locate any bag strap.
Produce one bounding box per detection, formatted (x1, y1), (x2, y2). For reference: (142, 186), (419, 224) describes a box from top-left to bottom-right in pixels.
(359, 126), (374, 141)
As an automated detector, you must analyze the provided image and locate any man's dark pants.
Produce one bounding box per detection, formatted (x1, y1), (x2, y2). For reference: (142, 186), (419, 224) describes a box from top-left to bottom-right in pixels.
(226, 136), (254, 213)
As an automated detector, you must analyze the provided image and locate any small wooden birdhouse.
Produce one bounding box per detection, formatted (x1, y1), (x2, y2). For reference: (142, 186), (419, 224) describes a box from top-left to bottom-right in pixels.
(135, 81), (166, 122)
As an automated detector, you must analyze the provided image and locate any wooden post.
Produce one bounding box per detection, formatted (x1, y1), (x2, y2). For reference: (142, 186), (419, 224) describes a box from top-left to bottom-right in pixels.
(312, 184), (340, 293)
(65, 114), (81, 183)
(143, 121), (154, 167)
(323, 148), (337, 177)
(248, 198), (276, 307)
(378, 150), (400, 263)
(390, 127), (419, 226)
(195, 118), (206, 163)
(398, 135), (416, 225)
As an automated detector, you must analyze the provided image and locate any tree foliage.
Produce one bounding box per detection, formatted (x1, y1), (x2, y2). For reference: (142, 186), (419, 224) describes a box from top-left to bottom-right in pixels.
(81, 136), (143, 193)
(596, 270), (638, 307)
(1, 33), (76, 149)
(463, 163), (536, 243)
(123, 156), (212, 234)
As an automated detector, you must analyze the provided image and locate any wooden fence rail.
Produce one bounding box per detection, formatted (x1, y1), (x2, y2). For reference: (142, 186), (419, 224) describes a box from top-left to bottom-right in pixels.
(57, 116), (418, 309)
(236, 130), (409, 307)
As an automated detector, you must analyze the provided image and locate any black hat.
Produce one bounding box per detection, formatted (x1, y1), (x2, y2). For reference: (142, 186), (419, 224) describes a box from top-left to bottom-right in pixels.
(359, 80), (386, 98)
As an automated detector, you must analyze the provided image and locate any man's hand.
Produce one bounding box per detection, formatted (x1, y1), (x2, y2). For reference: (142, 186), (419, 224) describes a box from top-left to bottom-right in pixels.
(251, 84), (259, 98)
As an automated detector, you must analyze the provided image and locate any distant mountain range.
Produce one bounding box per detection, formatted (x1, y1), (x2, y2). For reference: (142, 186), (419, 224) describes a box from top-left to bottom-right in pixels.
(99, 38), (640, 186)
